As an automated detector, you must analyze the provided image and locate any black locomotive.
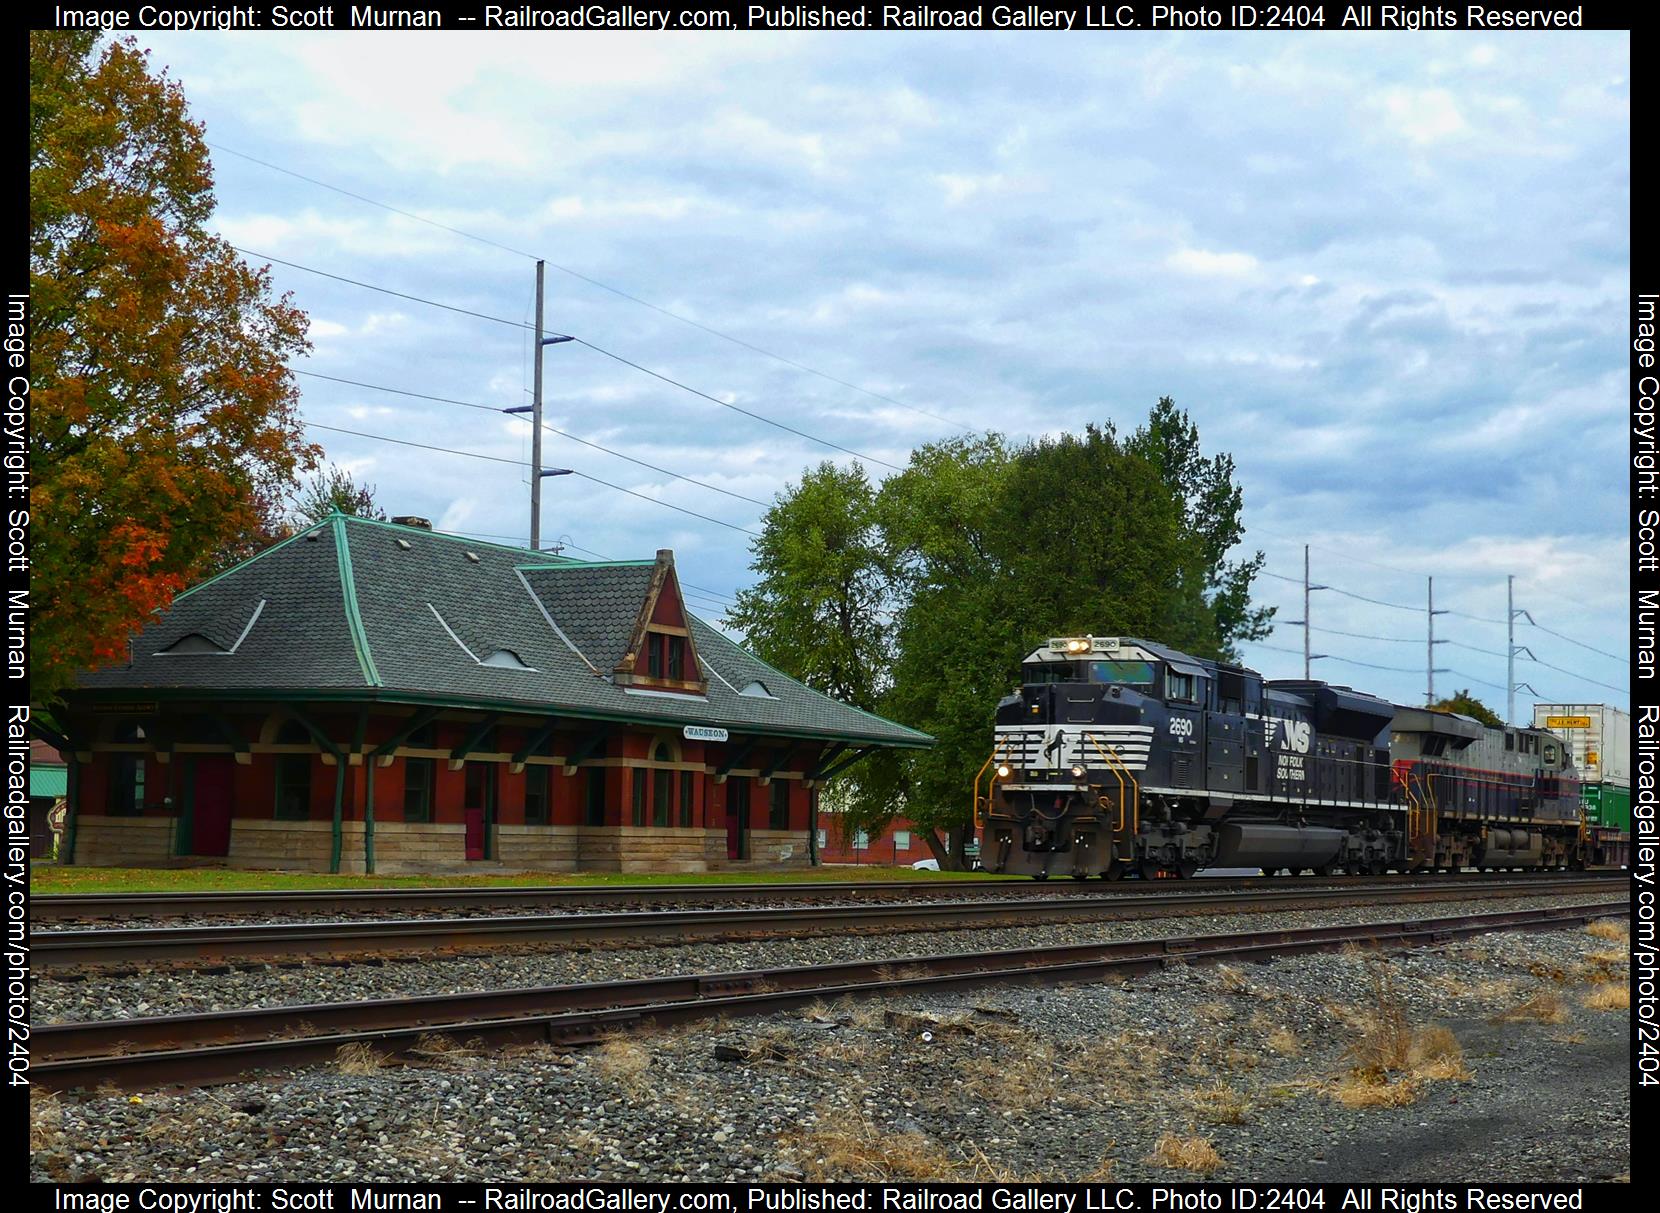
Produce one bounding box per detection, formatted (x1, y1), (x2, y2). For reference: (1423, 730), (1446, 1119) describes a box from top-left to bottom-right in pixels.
(975, 636), (1585, 879)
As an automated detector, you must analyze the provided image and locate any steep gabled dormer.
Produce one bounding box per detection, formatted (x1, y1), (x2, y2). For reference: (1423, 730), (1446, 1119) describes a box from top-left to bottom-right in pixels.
(613, 550), (708, 696)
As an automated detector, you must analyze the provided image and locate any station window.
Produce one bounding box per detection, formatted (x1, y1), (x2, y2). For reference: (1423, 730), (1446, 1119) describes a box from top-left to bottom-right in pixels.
(403, 758), (434, 823)
(770, 780), (790, 830)
(647, 634), (664, 679)
(894, 830), (911, 851)
(816, 829), (828, 849)
(585, 768), (606, 826)
(107, 753), (145, 816)
(274, 755), (311, 821)
(668, 635), (686, 680)
(632, 770), (647, 826)
(853, 829), (869, 849)
(679, 770), (694, 828)
(524, 764), (550, 825)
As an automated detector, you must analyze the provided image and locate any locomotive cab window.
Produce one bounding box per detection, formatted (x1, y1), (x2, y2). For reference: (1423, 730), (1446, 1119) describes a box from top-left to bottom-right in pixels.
(1025, 662), (1076, 684)
(1166, 670), (1197, 703)
(1087, 660), (1155, 687)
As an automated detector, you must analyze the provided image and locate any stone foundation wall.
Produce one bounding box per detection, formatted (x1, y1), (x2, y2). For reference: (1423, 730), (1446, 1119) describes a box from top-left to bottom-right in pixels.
(733, 829), (812, 871)
(71, 816), (176, 867)
(68, 816), (815, 875)
(223, 819), (335, 873)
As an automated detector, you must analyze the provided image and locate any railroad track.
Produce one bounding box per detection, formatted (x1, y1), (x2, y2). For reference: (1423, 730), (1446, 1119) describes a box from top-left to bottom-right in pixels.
(33, 876), (1619, 971)
(31, 900), (1626, 1092)
(32, 869), (1624, 924)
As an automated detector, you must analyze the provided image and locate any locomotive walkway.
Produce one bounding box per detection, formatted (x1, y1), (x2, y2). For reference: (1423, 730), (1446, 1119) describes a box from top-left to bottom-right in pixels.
(34, 874), (1619, 970)
(32, 899), (1625, 1092)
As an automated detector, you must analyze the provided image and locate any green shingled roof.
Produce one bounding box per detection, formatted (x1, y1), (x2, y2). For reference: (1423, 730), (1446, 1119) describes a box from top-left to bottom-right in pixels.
(73, 515), (932, 749)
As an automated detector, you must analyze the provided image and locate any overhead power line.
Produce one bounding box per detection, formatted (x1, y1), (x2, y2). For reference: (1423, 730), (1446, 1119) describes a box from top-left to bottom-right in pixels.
(211, 140), (970, 433)
(304, 422), (761, 537)
(243, 246), (903, 471)
(297, 369), (772, 508)
(450, 528), (735, 606)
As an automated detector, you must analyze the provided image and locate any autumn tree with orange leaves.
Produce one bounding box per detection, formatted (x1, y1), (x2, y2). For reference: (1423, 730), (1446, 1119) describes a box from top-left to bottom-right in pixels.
(30, 32), (315, 703)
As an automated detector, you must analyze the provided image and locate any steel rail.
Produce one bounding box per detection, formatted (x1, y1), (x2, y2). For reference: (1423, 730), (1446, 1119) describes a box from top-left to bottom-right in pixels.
(33, 877), (1618, 970)
(32, 900), (1626, 1091)
(32, 869), (1624, 923)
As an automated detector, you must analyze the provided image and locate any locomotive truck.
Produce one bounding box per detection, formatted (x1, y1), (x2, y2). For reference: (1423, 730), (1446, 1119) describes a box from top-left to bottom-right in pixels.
(974, 636), (1590, 879)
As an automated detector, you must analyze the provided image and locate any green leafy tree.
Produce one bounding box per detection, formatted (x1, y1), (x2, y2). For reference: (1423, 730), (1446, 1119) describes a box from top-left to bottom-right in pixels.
(290, 466), (388, 528)
(733, 401), (1271, 868)
(30, 32), (313, 703)
(1429, 689), (1504, 728)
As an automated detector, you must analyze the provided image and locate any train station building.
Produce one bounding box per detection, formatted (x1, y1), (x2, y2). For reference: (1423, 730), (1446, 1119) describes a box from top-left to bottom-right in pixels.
(51, 513), (930, 875)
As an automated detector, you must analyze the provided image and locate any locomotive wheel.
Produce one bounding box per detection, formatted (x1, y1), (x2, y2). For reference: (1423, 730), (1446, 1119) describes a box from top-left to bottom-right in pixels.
(1138, 860), (1163, 881)
(1101, 859), (1127, 881)
(1176, 860), (1201, 879)
(1031, 871), (1049, 881)
(1261, 867), (1282, 877)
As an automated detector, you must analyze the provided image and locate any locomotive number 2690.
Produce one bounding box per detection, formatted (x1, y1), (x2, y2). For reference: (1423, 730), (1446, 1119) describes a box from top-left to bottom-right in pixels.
(1167, 718), (1194, 738)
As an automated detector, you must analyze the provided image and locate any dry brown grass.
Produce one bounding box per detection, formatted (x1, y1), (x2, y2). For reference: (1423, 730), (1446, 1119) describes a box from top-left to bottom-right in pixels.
(597, 1035), (652, 1089)
(1408, 1027), (1473, 1082)
(1147, 1132), (1224, 1175)
(1583, 984), (1630, 1011)
(1494, 991), (1569, 1025)
(1346, 963), (1412, 1075)
(790, 1112), (957, 1181)
(1188, 1083), (1250, 1125)
(1586, 919), (1628, 942)
(29, 1091), (61, 1151)
(1585, 948), (1628, 970)
(1266, 1027), (1300, 1057)
(1195, 1000), (1236, 1024)
(1214, 965), (1251, 994)
(1333, 1073), (1421, 1108)
(335, 1041), (388, 1075)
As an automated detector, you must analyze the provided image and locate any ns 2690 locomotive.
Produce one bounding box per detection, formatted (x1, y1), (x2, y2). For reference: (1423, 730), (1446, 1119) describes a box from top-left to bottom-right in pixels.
(973, 636), (1584, 879)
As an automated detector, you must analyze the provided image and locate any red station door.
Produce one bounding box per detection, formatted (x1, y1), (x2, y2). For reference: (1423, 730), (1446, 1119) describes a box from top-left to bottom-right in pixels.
(191, 756), (234, 857)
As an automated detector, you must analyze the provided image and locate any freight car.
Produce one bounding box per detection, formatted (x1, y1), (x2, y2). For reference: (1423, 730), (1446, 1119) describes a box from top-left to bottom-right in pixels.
(1532, 703), (1632, 869)
(975, 636), (1593, 879)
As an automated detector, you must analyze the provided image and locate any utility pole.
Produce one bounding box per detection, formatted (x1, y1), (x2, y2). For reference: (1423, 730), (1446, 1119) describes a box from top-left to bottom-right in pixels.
(1285, 545), (1327, 679)
(504, 260), (573, 550)
(1304, 545), (1311, 679)
(530, 260), (545, 552)
(1426, 576), (1447, 705)
(1506, 574), (1537, 724)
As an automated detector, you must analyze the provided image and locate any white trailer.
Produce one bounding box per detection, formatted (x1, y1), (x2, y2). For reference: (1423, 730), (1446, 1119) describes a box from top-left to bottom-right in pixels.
(1531, 703), (1630, 788)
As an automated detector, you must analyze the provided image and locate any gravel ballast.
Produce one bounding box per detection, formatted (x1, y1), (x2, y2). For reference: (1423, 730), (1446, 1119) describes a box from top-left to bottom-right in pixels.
(29, 915), (1630, 1184)
(34, 893), (1619, 1024)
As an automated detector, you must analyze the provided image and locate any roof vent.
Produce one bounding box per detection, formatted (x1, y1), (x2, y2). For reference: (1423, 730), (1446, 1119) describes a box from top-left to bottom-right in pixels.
(465, 551), (480, 563)
(304, 531), (320, 542)
(391, 516), (432, 531)
(396, 538), (412, 551)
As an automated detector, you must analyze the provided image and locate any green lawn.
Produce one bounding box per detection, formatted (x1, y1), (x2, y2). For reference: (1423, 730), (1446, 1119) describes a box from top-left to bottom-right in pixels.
(31, 864), (1009, 895)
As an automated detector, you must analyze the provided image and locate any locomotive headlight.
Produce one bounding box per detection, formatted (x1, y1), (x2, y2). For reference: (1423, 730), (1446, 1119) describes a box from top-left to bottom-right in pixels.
(996, 764), (1011, 779)
(1071, 764), (1086, 778)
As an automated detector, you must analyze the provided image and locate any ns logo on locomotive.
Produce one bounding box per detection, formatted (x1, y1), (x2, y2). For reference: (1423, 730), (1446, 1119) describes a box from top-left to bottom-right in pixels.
(976, 636), (1613, 880)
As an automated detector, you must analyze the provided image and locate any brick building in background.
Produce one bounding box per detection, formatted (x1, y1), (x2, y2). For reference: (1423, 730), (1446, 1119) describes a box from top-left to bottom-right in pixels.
(49, 514), (930, 874)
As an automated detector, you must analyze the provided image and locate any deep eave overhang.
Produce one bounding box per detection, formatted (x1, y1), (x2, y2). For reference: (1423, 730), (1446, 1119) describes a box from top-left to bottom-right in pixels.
(59, 686), (935, 749)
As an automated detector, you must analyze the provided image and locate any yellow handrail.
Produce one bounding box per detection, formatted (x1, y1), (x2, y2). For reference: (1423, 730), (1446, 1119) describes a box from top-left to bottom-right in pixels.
(970, 739), (1015, 830)
(1085, 735), (1140, 837)
(1084, 736), (1128, 831)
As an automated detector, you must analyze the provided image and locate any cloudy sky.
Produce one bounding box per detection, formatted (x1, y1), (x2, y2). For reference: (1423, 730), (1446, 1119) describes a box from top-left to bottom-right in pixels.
(131, 29), (1630, 717)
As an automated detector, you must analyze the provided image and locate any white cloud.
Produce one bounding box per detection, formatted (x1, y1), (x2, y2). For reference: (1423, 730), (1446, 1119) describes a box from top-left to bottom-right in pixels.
(1380, 86), (1470, 144)
(1167, 247), (1259, 277)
